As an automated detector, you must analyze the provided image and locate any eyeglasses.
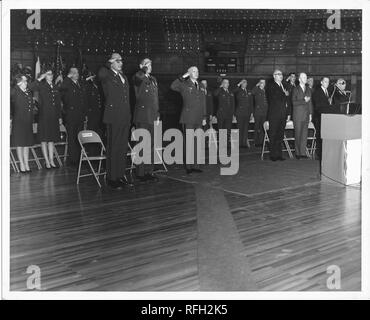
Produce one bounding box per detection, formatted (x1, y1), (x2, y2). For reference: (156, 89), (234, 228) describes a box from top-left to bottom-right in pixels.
(274, 73), (282, 76)
(338, 82), (346, 85)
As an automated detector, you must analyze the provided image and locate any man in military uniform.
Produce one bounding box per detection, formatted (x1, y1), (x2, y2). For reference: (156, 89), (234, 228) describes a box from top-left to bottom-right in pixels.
(214, 79), (235, 141)
(85, 72), (103, 137)
(133, 58), (159, 182)
(200, 79), (214, 130)
(251, 79), (268, 147)
(98, 53), (133, 190)
(59, 67), (87, 166)
(233, 79), (253, 148)
(171, 66), (206, 174)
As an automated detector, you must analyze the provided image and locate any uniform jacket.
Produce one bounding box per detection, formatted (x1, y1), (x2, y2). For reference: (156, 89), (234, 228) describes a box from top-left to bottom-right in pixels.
(201, 87), (214, 116)
(170, 77), (206, 126)
(233, 87), (253, 118)
(11, 86), (34, 124)
(214, 88), (235, 119)
(98, 66), (131, 125)
(251, 86), (268, 117)
(59, 77), (87, 124)
(85, 80), (103, 125)
(133, 70), (159, 125)
(29, 80), (62, 120)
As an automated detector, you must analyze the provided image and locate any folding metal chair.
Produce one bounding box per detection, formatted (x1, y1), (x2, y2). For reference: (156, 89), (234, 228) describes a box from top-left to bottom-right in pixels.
(307, 121), (317, 158)
(260, 121), (292, 160)
(10, 146), (42, 170)
(76, 130), (107, 187)
(283, 120), (294, 159)
(126, 140), (137, 180)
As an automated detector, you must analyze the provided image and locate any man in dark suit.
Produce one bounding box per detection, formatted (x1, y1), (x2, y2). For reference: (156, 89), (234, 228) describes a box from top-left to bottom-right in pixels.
(200, 79), (214, 130)
(214, 79), (235, 140)
(133, 58), (159, 182)
(171, 66), (206, 174)
(233, 79), (253, 148)
(251, 79), (268, 147)
(266, 69), (290, 161)
(292, 72), (313, 159)
(59, 67), (87, 166)
(285, 72), (297, 118)
(98, 53), (132, 189)
(312, 76), (332, 160)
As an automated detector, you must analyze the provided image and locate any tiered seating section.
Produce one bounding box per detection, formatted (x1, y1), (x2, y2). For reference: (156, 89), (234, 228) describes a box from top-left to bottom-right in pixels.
(298, 16), (361, 56)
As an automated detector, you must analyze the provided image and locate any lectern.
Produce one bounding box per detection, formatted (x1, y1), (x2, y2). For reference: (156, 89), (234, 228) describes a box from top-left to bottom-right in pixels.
(321, 114), (361, 185)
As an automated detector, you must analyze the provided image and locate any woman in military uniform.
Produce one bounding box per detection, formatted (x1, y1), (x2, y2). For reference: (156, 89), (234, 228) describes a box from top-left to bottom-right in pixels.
(29, 69), (62, 169)
(11, 74), (35, 173)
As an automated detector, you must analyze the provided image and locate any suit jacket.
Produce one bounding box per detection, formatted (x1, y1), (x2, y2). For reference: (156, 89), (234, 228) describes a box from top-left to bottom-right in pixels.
(266, 81), (289, 120)
(170, 77), (206, 126)
(251, 86), (268, 117)
(312, 86), (332, 116)
(132, 70), (159, 125)
(214, 88), (235, 119)
(233, 87), (253, 118)
(98, 66), (131, 125)
(59, 77), (87, 124)
(292, 85), (313, 119)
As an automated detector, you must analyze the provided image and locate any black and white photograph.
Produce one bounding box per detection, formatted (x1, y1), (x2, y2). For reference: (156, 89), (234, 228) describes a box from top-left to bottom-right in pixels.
(1, 0), (369, 301)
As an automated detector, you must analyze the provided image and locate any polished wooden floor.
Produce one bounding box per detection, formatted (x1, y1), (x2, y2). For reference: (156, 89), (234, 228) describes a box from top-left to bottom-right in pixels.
(9, 150), (361, 291)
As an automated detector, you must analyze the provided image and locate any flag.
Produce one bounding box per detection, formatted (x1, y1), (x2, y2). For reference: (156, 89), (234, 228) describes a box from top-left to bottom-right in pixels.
(35, 56), (41, 79)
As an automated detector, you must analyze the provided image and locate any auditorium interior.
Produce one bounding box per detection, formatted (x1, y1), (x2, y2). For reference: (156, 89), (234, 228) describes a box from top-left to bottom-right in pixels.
(8, 9), (362, 292)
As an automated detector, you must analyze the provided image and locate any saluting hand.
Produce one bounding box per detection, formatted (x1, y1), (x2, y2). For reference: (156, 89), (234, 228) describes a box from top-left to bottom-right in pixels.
(182, 72), (190, 78)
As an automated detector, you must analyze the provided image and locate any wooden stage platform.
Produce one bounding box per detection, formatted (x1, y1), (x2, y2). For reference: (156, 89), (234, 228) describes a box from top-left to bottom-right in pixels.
(9, 149), (361, 291)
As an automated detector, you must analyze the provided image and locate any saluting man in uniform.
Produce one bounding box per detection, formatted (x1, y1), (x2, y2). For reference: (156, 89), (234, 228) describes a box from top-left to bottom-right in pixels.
(214, 79), (235, 140)
(133, 58), (160, 182)
(98, 53), (132, 190)
(59, 67), (87, 166)
(233, 79), (253, 148)
(171, 66), (206, 174)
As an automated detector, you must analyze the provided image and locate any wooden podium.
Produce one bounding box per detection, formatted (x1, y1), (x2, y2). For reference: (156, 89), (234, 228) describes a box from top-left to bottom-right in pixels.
(321, 114), (362, 185)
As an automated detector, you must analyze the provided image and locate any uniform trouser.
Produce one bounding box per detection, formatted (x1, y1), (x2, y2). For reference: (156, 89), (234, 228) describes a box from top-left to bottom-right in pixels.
(217, 116), (233, 142)
(135, 122), (154, 177)
(268, 112), (286, 159)
(106, 122), (130, 181)
(182, 123), (202, 170)
(66, 121), (84, 164)
(254, 114), (266, 145)
(293, 111), (309, 156)
(236, 115), (251, 146)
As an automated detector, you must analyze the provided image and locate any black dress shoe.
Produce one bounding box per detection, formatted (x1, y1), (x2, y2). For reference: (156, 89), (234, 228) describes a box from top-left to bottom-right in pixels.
(295, 155), (301, 160)
(277, 157), (286, 161)
(145, 173), (159, 182)
(270, 157), (278, 162)
(191, 168), (203, 173)
(136, 175), (148, 182)
(186, 168), (192, 174)
(300, 155), (309, 159)
(20, 169), (27, 174)
(50, 164), (58, 169)
(119, 177), (134, 187)
(107, 179), (123, 190)
(26, 169), (32, 173)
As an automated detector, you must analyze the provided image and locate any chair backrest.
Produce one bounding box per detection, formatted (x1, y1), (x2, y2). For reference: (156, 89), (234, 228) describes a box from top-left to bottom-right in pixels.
(60, 124), (67, 133)
(263, 121), (269, 131)
(308, 122), (315, 130)
(78, 130), (104, 145)
(285, 120), (294, 130)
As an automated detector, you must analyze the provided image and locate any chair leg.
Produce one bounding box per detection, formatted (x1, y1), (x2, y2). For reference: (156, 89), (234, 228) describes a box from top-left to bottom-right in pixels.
(10, 150), (20, 173)
(54, 146), (63, 167)
(76, 153), (83, 185)
(30, 147), (42, 169)
(85, 158), (102, 188)
(63, 144), (68, 163)
(155, 149), (168, 172)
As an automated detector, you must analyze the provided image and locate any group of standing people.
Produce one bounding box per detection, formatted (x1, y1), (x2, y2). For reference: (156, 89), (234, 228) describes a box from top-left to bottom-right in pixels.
(10, 52), (350, 187)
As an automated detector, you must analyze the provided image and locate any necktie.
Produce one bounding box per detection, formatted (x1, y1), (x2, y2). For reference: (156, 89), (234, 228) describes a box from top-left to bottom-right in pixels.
(195, 82), (198, 90)
(325, 89), (328, 97)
